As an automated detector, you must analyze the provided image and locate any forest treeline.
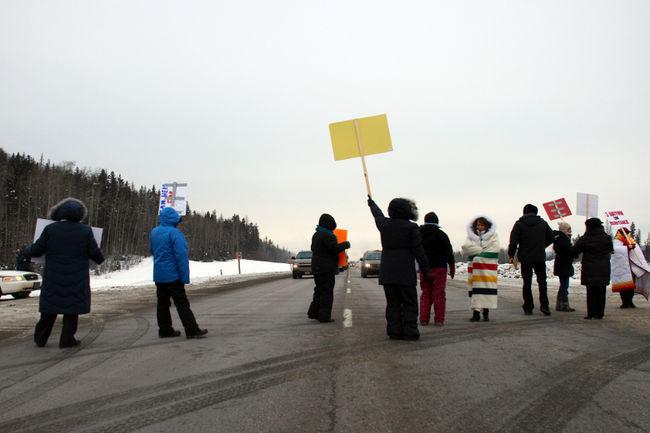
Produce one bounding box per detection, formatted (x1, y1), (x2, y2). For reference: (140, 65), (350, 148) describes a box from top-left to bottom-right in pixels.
(0, 148), (292, 269)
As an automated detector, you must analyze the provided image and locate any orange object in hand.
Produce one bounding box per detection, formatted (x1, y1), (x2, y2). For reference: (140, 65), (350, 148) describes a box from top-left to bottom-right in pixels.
(333, 229), (348, 268)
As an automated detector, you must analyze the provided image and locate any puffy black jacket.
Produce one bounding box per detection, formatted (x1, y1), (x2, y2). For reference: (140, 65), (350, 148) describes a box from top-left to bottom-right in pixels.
(552, 230), (574, 277)
(369, 199), (429, 286)
(28, 198), (105, 315)
(311, 214), (348, 274)
(508, 214), (554, 263)
(419, 224), (454, 269)
(572, 227), (613, 286)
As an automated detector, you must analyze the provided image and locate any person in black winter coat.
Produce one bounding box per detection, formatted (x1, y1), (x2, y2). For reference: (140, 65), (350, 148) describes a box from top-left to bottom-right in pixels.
(572, 218), (614, 319)
(15, 246), (33, 272)
(553, 222), (575, 312)
(308, 214), (350, 322)
(368, 196), (429, 340)
(507, 204), (554, 315)
(28, 198), (105, 348)
(419, 212), (455, 326)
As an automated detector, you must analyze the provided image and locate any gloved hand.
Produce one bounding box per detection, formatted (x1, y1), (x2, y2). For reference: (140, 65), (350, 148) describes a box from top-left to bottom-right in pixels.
(421, 270), (430, 283)
(341, 241), (351, 249)
(367, 195), (374, 206)
(449, 266), (455, 279)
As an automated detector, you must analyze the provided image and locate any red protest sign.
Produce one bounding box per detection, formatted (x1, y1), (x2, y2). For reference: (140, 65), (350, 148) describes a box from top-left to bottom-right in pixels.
(542, 198), (572, 221)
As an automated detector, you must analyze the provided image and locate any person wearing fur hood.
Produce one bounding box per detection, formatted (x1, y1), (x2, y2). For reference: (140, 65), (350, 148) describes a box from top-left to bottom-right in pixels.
(28, 198), (105, 348)
(461, 215), (500, 322)
(367, 196), (429, 341)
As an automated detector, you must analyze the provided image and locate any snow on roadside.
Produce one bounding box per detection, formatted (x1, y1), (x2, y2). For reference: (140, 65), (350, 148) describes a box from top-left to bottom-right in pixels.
(89, 257), (291, 290)
(454, 260), (582, 281)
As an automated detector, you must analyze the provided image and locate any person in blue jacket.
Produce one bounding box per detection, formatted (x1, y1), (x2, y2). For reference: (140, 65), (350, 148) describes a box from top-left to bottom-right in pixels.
(150, 207), (207, 339)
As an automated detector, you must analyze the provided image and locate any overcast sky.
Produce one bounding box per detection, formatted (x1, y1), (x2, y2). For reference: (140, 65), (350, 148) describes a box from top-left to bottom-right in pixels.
(1, 0), (649, 259)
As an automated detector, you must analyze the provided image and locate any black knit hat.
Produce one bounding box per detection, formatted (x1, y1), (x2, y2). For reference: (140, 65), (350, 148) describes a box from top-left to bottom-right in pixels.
(424, 212), (439, 224)
(585, 217), (603, 230)
(523, 204), (538, 215)
(318, 213), (337, 230)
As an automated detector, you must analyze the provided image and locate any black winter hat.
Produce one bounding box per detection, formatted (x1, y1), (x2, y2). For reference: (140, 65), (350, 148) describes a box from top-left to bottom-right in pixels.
(585, 217), (603, 230)
(318, 213), (337, 231)
(424, 212), (439, 224)
(388, 198), (418, 221)
(523, 204), (538, 215)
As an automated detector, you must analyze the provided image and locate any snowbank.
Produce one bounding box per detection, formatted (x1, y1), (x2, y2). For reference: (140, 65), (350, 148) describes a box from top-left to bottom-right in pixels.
(455, 260), (581, 281)
(89, 257), (291, 289)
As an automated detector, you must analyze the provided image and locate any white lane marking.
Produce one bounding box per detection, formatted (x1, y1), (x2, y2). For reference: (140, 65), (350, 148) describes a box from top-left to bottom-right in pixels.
(343, 309), (353, 328)
(346, 288), (351, 294)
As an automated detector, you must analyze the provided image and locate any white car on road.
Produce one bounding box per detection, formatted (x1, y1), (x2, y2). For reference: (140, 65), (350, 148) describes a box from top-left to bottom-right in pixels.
(0, 271), (42, 299)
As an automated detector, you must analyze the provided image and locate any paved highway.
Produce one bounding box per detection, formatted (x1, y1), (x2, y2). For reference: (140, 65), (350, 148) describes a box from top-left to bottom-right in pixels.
(0, 270), (649, 432)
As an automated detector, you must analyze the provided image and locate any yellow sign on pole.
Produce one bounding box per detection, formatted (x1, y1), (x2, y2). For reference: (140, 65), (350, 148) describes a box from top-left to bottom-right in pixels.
(329, 114), (392, 161)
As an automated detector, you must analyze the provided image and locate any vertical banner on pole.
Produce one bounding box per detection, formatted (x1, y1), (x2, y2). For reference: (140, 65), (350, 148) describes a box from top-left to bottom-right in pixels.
(329, 114), (393, 197)
(576, 192), (598, 219)
(333, 229), (348, 268)
(160, 182), (189, 215)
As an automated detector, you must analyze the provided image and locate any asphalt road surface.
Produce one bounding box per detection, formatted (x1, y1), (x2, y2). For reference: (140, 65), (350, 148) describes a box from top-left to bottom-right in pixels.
(1, 270), (649, 433)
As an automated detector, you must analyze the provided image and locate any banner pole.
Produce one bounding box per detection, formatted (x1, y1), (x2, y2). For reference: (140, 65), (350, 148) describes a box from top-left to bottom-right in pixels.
(353, 119), (372, 197)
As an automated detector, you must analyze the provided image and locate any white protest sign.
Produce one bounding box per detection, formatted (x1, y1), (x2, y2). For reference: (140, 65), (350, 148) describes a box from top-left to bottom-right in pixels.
(31, 218), (104, 264)
(159, 182), (188, 216)
(576, 192), (598, 219)
(605, 210), (632, 231)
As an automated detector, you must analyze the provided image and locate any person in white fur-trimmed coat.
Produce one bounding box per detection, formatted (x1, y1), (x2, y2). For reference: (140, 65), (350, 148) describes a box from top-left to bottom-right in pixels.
(462, 215), (500, 322)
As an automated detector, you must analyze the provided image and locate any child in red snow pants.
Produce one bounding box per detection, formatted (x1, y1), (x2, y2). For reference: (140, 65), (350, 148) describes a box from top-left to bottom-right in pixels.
(419, 268), (447, 325)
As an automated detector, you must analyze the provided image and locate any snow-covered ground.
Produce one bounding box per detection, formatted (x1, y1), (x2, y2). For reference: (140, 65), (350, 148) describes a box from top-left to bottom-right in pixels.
(1, 258), (291, 300)
(455, 260), (582, 281)
(89, 257), (291, 290)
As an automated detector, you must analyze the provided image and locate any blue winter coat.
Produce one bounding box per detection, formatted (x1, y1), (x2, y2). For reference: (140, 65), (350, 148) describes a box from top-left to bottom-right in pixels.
(150, 207), (190, 284)
(29, 198), (104, 315)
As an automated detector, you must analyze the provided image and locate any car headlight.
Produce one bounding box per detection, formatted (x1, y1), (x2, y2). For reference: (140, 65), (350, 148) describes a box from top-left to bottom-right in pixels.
(364, 263), (371, 268)
(1, 275), (23, 282)
(293, 264), (299, 269)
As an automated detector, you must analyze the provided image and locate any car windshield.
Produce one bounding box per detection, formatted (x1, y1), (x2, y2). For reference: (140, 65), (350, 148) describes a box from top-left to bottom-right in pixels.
(296, 251), (312, 259)
(364, 252), (381, 260)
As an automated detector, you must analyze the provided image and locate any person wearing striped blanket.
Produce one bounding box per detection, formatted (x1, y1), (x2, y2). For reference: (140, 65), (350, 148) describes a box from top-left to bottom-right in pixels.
(462, 215), (500, 322)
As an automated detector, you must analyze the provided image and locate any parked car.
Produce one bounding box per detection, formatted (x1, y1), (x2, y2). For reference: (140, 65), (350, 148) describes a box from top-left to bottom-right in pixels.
(291, 250), (312, 279)
(360, 250), (381, 278)
(0, 270), (42, 299)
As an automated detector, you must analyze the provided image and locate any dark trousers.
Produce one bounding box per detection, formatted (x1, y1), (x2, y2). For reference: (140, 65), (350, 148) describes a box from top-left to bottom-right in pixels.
(156, 280), (200, 336)
(586, 285), (606, 318)
(521, 261), (549, 311)
(558, 276), (570, 303)
(383, 284), (419, 339)
(308, 272), (335, 320)
(620, 289), (635, 306)
(34, 313), (78, 347)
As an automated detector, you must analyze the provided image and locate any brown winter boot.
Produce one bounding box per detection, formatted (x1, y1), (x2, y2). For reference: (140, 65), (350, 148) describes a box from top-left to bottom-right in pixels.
(555, 292), (561, 311)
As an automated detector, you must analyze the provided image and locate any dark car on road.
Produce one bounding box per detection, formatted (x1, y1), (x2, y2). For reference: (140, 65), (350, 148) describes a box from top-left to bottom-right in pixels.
(291, 250), (312, 278)
(360, 250), (381, 278)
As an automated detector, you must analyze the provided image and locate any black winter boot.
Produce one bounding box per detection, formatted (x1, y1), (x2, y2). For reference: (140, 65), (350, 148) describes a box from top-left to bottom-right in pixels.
(470, 310), (481, 322)
(482, 309), (490, 322)
(555, 293), (561, 311)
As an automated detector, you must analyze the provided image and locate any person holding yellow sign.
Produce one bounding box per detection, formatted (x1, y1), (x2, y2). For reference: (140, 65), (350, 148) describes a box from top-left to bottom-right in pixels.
(367, 196), (429, 341)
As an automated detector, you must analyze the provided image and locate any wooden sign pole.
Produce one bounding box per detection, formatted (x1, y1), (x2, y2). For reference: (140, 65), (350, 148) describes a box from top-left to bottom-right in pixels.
(353, 119), (372, 197)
